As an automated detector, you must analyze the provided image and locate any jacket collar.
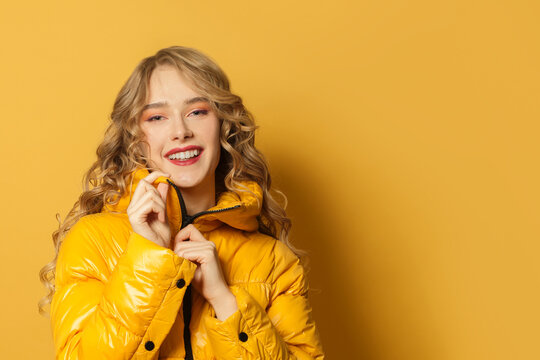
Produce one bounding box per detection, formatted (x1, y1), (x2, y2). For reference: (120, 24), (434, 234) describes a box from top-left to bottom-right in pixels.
(102, 168), (262, 233)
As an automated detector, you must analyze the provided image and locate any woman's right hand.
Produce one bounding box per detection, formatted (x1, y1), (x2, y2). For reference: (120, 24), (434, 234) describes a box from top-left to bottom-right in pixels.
(127, 171), (171, 248)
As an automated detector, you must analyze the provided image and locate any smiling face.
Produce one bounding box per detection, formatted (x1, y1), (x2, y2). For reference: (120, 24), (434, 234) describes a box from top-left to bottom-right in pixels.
(139, 65), (221, 192)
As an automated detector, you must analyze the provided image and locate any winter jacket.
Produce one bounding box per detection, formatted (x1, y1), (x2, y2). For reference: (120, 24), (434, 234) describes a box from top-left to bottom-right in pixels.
(50, 168), (324, 359)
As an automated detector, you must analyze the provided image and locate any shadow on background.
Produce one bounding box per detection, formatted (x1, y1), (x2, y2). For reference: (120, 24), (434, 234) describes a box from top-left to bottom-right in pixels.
(269, 148), (379, 359)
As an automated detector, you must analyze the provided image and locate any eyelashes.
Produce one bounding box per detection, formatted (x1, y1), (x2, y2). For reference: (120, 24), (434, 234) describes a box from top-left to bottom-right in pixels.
(190, 109), (208, 116)
(146, 109), (209, 122)
(147, 115), (165, 122)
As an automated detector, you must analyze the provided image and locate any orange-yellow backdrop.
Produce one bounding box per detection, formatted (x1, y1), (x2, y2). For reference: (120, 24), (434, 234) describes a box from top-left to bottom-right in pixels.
(1, 0), (539, 359)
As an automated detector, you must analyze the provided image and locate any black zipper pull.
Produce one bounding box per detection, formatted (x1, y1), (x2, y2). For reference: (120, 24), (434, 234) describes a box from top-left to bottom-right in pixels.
(167, 179), (242, 227)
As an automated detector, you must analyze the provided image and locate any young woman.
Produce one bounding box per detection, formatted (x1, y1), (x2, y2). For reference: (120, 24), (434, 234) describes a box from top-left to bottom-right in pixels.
(39, 46), (324, 359)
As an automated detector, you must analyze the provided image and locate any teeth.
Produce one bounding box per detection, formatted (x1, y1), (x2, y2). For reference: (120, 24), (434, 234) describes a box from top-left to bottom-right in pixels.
(168, 149), (200, 160)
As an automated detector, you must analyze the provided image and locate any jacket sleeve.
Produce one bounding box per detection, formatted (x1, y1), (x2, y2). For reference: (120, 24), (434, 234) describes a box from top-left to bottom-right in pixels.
(51, 216), (197, 359)
(203, 240), (325, 359)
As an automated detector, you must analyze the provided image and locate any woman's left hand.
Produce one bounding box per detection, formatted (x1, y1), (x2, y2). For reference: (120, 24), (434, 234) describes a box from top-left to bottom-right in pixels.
(173, 224), (238, 320)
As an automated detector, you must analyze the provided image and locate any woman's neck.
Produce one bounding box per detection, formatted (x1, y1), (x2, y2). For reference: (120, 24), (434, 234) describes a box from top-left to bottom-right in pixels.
(178, 176), (216, 215)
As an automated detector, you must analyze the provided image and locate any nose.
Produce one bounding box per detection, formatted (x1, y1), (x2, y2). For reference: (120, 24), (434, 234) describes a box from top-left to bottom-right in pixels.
(170, 115), (193, 140)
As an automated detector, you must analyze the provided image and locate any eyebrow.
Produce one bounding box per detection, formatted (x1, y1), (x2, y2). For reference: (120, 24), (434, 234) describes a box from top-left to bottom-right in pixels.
(142, 96), (209, 111)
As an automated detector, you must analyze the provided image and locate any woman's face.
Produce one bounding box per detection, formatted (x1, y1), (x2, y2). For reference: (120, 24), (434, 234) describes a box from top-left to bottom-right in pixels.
(139, 65), (221, 191)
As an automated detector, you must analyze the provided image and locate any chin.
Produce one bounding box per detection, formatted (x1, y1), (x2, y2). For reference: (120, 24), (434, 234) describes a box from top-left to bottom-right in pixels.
(169, 175), (202, 189)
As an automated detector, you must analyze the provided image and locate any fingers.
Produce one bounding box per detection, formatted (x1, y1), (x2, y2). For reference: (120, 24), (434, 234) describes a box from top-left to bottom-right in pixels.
(173, 225), (214, 259)
(174, 241), (217, 264)
(156, 183), (169, 223)
(175, 240), (214, 253)
(145, 170), (170, 184)
(174, 224), (206, 243)
(126, 170), (172, 247)
(129, 171), (170, 218)
(130, 190), (166, 220)
(131, 171), (170, 202)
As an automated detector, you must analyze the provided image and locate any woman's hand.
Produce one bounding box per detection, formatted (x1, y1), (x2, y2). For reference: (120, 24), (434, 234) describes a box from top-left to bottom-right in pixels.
(173, 224), (238, 320)
(127, 171), (171, 248)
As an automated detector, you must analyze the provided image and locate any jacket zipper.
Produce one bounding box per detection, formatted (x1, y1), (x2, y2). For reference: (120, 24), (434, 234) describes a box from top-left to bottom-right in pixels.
(167, 180), (241, 360)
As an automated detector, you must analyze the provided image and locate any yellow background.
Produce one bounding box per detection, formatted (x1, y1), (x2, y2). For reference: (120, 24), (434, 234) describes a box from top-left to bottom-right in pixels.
(1, 0), (539, 359)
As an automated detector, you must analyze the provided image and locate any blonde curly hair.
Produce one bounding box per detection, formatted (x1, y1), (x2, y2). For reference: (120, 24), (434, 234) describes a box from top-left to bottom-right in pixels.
(38, 45), (304, 315)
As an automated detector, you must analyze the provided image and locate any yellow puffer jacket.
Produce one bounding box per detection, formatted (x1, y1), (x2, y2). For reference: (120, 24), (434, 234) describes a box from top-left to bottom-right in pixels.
(51, 168), (324, 359)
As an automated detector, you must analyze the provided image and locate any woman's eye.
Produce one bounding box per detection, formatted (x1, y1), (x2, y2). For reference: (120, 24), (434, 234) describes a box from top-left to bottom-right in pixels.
(148, 115), (164, 122)
(190, 109), (208, 117)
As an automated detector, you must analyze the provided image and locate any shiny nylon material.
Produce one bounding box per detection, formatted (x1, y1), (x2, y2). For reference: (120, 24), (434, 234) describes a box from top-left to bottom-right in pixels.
(51, 168), (325, 359)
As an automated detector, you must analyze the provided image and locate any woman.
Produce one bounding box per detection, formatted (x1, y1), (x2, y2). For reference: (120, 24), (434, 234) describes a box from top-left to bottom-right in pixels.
(39, 46), (324, 359)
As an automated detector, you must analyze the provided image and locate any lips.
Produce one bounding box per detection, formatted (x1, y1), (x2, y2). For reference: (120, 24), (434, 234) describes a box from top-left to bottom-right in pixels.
(165, 145), (203, 166)
(164, 145), (202, 158)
